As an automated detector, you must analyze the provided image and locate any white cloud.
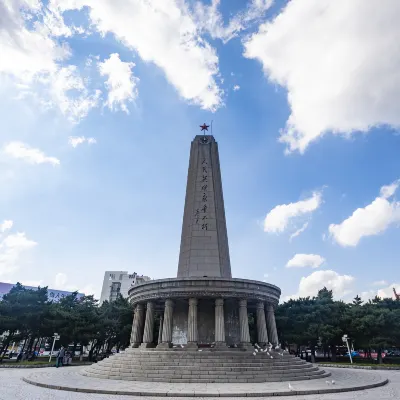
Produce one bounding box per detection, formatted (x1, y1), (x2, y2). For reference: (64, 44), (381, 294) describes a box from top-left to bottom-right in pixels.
(54, 272), (67, 288)
(98, 53), (139, 113)
(3, 141), (60, 165)
(361, 283), (400, 301)
(68, 136), (97, 148)
(233, 85), (240, 91)
(380, 180), (400, 199)
(285, 270), (354, 301)
(264, 191), (322, 234)
(55, 0), (223, 111)
(0, 1), (100, 123)
(21, 279), (44, 287)
(371, 280), (388, 286)
(34, 66), (101, 123)
(0, 1), (68, 82)
(289, 221), (309, 241)
(0, 220), (13, 233)
(0, 231), (37, 278)
(244, 0), (400, 153)
(286, 253), (325, 269)
(193, 0), (273, 43)
(53, 272), (96, 297)
(377, 283), (400, 299)
(79, 283), (96, 296)
(329, 179), (400, 247)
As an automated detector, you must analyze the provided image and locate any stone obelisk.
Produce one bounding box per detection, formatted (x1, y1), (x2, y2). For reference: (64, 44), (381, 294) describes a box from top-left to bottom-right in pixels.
(177, 134), (231, 278)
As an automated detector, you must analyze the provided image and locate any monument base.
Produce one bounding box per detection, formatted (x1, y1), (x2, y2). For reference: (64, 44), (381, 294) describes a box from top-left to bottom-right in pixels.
(156, 342), (173, 349)
(186, 342), (198, 349)
(131, 343), (141, 348)
(239, 342), (254, 351)
(140, 343), (155, 349)
(25, 366), (389, 396)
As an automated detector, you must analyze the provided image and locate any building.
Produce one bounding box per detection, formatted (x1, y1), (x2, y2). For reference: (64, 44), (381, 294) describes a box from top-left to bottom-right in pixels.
(0, 282), (84, 302)
(99, 271), (151, 304)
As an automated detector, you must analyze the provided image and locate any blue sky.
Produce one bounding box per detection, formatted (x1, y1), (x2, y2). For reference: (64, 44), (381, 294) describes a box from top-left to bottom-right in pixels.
(1, 0), (399, 302)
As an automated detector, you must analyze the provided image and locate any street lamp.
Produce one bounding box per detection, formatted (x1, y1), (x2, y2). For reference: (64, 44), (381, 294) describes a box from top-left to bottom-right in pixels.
(342, 334), (353, 364)
(49, 333), (60, 363)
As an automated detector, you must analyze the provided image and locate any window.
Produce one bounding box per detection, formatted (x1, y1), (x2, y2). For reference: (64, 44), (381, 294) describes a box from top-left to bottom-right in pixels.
(109, 282), (121, 302)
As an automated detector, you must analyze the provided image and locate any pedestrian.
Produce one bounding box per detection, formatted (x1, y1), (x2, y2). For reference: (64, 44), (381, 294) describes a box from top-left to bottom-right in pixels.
(56, 347), (65, 368)
(67, 351), (73, 365)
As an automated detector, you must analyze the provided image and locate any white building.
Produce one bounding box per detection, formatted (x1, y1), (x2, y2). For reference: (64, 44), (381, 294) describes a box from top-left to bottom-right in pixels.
(99, 271), (151, 304)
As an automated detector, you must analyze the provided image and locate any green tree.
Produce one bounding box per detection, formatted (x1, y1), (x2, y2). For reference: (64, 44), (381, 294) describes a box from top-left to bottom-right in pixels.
(276, 287), (348, 362)
(352, 295), (363, 306)
(0, 283), (50, 360)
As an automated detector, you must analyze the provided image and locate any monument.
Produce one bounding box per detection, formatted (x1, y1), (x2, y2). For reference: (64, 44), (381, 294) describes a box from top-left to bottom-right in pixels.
(83, 127), (329, 383)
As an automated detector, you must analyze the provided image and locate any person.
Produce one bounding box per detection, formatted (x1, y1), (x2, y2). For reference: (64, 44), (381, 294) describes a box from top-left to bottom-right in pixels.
(67, 351), (73, 365)
(56, 347), (65, 368)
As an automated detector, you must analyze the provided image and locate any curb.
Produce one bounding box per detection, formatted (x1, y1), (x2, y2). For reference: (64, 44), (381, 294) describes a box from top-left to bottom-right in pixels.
(317, 363), (400, 371)
(22, 376), (389, 397)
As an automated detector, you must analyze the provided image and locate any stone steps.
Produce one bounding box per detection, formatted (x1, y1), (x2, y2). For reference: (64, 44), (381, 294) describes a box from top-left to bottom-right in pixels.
(94, 360), (310, 368)
(87, 369), (321, 378)
(82, 349), (330, 383)
(115, 354), (297, 359)
(88, 363), (319, 372)
(93, 363), (316, 372)
(98, 362), (308, 368)
(83, 370), (331, 383)
(118, 356), (299, 361)
(117, 357), (298, 361)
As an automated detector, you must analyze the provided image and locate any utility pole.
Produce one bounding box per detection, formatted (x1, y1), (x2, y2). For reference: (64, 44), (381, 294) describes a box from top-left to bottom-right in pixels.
(49, 333), (60, 363)
(342, 334), (353, 364)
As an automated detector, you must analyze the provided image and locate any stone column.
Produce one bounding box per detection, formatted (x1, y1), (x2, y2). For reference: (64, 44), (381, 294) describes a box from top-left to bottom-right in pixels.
(129, 308), (136, 346)
(131, 303), (145, 348)
(256, 301), (268, 346)
(266, 303), (279, 346)
(214, 298), (226, 347)
(157, 299), (174, 348)
(239, 299), (253, 350)
(187, 298), (198, 348)
(141, 301), (155, 348)
(157, 315), (164, 345)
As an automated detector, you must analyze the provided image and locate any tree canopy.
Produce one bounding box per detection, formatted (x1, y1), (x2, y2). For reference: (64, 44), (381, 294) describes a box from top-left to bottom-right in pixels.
(1, 283), (399, 364)
(275, 287), (400, 362)
(0, 283), (133, 360)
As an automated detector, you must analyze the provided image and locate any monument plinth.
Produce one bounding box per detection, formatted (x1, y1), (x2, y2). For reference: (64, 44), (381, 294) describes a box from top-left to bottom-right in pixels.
(83, 130), (329, 383)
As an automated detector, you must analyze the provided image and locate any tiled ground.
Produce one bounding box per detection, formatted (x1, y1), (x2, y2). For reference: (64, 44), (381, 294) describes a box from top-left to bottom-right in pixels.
(0, 367), (398, 400)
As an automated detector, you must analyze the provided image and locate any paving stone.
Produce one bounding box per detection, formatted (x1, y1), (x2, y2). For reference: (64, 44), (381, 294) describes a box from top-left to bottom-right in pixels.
(17, 365), (394, 398)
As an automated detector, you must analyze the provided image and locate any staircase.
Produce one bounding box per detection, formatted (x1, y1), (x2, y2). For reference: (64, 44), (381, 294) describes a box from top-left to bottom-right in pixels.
(82, 349), (330, 383)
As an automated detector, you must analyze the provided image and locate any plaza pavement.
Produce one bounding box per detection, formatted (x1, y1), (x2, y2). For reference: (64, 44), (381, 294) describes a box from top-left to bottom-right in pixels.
(0, 367), (399, 400)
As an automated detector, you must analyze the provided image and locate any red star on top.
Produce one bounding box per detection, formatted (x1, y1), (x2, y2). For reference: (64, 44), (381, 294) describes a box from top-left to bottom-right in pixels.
(200, 123), (209, 132)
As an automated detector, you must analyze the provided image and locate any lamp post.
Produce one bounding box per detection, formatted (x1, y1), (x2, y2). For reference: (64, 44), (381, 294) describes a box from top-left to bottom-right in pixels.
(342, 334), (353, 364)
(49, 333), (60, 363)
